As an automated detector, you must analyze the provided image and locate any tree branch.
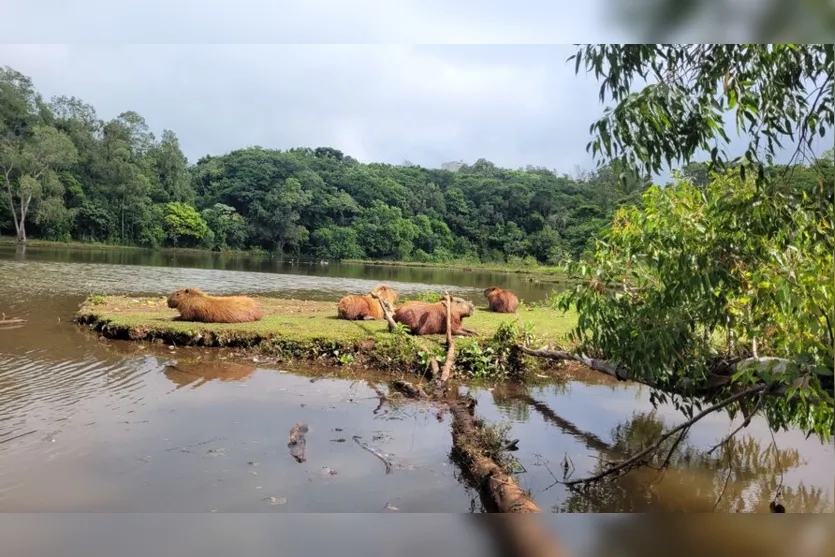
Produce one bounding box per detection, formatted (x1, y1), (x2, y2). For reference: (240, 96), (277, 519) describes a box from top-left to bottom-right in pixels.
(371, 292), (398, 332)
(438, 291), (456, 385)
(517, 346), (628, 380)
(562, 384), (767, 486)
(519, 345), (825, 403)
(707, 392), (765, 455)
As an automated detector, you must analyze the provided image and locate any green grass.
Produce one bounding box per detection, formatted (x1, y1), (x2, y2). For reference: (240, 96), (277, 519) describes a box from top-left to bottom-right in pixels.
(75, 295), (579, 379)
(76, 296), (577, 344)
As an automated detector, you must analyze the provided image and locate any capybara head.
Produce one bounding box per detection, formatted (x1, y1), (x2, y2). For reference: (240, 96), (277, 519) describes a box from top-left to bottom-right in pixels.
(371, 284), (399, 305)
(167, 287), (205, 308)
(448, 296), (475, 318)
(484, 286), (501, 298)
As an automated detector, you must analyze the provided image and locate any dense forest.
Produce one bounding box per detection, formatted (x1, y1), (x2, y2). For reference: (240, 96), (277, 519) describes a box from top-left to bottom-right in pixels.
(0, 64), (657, 265)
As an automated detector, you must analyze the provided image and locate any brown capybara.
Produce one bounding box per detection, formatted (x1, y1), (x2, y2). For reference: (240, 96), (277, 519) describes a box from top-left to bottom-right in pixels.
(166, 287), (263, 323)
(393, 297), (477, 336)
(484, 286), (519, 314)
(337, 284), (399, 320)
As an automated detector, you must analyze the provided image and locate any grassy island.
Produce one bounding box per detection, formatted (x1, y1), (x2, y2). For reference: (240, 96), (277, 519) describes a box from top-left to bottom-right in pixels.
(75, 294), (578, 380)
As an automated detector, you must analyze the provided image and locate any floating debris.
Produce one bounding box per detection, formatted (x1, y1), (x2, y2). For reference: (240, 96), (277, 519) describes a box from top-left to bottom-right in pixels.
(353, 435), (393, 474)
(288, 423), (308, 463)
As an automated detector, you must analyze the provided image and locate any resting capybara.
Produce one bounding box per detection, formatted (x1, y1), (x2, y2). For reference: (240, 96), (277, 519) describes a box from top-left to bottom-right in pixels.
(393, 297), (477, 336)
(337, 284), (399, 320)
(166, 287), (263, 323)
(484, 286), (519, 314)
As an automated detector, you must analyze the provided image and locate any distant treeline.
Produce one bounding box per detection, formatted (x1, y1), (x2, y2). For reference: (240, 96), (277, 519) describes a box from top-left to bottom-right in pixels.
(0, 64), (783, 266)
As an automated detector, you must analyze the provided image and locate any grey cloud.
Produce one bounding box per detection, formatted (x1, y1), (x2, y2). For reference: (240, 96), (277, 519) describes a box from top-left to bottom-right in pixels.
(0, 43), (610, 175)
(1, 0), (630, 43)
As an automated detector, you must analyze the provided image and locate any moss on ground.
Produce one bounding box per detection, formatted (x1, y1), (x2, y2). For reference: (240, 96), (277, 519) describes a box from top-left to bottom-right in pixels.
(76, 294), (578, 380)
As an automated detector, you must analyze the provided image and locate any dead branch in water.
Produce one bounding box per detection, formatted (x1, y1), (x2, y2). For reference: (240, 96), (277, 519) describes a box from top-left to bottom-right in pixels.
(374, 293), (552, 519)
(287, 422), (308, 463)
(391, 379), (428, 399)
(561, 384), (767, 486)
(0, 315), (27, 330)
(372, 292), (398, 332)
(448, 393), (541, 513)
(353, 435), (393, 474)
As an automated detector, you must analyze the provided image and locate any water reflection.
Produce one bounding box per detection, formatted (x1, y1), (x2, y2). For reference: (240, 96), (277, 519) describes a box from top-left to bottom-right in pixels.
(483, 382), (834, 513)
(163, 360), (257, 389)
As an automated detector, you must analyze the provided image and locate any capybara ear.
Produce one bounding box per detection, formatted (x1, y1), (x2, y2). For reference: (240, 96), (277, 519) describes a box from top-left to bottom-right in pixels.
(184, 288), (190, 294)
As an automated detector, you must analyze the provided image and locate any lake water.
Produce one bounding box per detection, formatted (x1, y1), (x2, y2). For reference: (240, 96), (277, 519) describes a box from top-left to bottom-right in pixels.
(1, 243), (833, 556)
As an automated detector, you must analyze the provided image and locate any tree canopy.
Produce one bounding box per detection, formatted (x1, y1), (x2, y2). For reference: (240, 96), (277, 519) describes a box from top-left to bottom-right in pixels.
(0, 64), (648, 265)
(553, 44), (833, 448)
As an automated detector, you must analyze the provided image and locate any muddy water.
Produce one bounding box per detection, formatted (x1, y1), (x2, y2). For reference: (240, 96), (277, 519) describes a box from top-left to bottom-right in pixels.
(1, 245), (834, 554)
(0, 243), (560, 301)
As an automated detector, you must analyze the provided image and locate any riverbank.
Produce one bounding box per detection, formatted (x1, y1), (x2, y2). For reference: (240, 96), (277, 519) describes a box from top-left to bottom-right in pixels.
(75, 294), (578, 381)
(342, 258), (571, 279)
(0, 236), (259, 257)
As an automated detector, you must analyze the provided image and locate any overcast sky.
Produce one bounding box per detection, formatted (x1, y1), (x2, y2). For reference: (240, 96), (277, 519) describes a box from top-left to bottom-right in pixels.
(1, 2), (831, 177)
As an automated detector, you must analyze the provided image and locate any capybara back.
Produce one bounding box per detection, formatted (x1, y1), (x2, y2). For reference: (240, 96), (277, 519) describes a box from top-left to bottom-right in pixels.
(393, 296), (475, 335)
(337, 284), (399, 320)
(167, 287), (263, 323)
(484, 286), (519, 314)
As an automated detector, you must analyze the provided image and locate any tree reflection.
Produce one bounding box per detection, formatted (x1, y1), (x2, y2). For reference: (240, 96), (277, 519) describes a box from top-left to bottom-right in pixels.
(488, 383), (830, 513)
(554, 410), (830, 513)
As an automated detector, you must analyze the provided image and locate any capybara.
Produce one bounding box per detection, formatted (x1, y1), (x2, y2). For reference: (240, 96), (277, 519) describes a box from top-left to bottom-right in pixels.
(393, 297), (477, 336)
(337, 284), (399, 320)
(166, 287), (263, 323)
(484, 286), (519, 314)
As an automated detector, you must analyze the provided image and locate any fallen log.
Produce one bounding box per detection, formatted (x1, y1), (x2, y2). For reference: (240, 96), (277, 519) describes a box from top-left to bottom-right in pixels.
(448, 393), (541, 513)
(384, 292), (544, 516)
(0, 317), (26, 330)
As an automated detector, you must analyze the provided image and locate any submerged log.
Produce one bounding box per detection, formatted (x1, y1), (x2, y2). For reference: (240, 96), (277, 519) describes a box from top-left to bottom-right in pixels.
(391, 379), (428, 399)
(287, 422), (308, 463)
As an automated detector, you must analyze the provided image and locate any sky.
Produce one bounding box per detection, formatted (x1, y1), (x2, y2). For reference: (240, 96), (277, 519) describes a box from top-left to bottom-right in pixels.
(1, 2), (832, 178)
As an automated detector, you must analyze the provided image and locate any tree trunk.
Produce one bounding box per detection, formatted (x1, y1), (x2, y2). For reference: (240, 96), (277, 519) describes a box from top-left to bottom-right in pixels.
(3, 174), (24, 243)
